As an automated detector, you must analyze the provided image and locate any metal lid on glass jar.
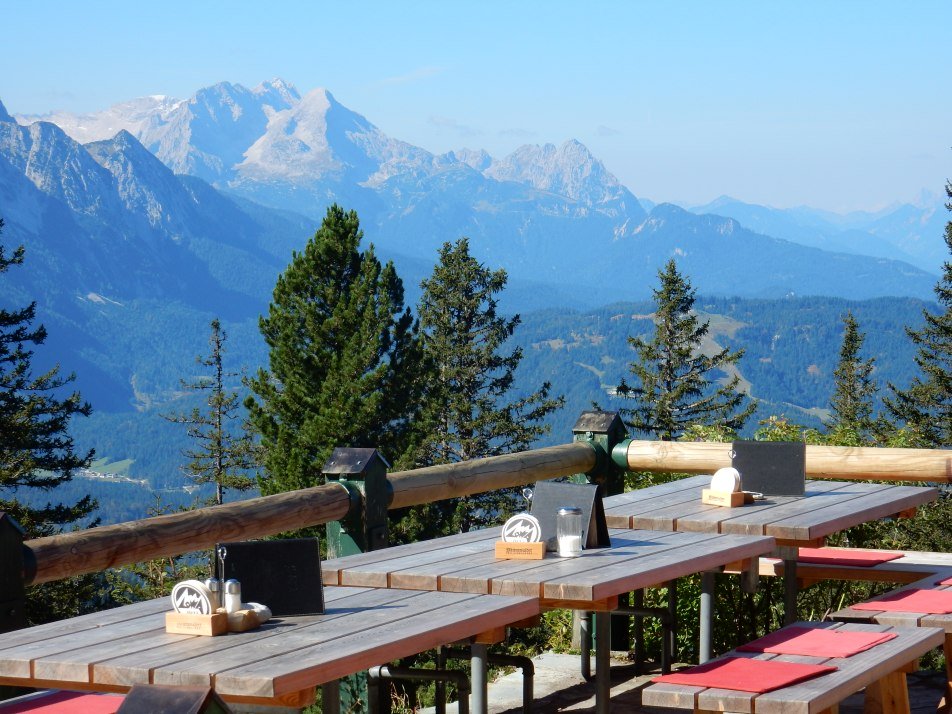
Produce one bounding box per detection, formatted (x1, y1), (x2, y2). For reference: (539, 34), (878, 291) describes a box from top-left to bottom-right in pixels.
(558, 506), (582, 515)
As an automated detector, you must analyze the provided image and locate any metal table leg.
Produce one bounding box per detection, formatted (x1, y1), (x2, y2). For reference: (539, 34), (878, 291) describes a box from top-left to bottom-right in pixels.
(700, 571), (715, 663)
(322, 681), (341, 714)
(595, 610), (611, 714)
(783, 558), (798, 625)
(471, 643), (488, 714)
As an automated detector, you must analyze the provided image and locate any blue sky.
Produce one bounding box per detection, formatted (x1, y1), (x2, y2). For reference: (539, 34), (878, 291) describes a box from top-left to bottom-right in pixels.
(2, 1), (948, 212)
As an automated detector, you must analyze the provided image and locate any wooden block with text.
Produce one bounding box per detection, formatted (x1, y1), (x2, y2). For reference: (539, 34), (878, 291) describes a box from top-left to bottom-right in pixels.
(165, 611), (227, 636)
(701, 489), (745, 507)
(495, 541), (546, 560)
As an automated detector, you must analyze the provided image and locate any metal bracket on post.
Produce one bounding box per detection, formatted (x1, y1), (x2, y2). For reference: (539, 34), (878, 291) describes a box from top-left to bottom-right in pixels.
(323, 447), (392, 559)
(0, 513), (27, 634)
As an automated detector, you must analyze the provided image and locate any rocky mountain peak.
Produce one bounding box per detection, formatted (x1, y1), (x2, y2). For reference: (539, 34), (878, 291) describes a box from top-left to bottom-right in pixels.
(0, 99), (12, 123)
(484, 139), (628, 206)
(252, 78), (301, 107)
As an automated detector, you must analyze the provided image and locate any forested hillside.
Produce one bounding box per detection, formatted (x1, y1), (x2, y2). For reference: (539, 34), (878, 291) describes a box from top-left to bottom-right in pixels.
(42, 292), (933, 526)
(512, 295), (931, 446)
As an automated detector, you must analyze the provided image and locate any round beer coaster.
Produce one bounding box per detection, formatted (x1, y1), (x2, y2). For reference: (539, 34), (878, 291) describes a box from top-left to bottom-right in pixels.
(502, 513), (542, 543)
(170, 579), (214, 615)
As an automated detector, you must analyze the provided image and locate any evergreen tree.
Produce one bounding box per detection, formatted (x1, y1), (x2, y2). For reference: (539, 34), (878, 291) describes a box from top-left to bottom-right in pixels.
(0, 217), (95, 536)
(885, 181), (952, 446)
(0, 218), (102, 626)
(245, 205), (423, 500)
(616, 258), (753, 440)
(826, 311), (876, 444)
(408, 238), (563, 533)
(163, 319), (256, 505)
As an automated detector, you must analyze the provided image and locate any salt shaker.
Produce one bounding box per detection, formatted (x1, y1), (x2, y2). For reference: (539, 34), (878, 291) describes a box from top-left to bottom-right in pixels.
(205, 577), (221, 610)
(556, 507), (583, 557)
(224, 579), (242, 613)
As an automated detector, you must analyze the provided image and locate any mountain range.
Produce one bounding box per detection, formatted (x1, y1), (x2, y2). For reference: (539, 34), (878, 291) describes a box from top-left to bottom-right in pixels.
(0, 79), (947, 489)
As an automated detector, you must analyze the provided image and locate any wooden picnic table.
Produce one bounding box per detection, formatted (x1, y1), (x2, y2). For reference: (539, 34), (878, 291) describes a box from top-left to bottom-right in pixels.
(0, 585), (537, 712)
(642, 621), (945, 714)
(324, 525), (776, 714)
(602, 475), (939, 639)
(831, 571), (952, 712)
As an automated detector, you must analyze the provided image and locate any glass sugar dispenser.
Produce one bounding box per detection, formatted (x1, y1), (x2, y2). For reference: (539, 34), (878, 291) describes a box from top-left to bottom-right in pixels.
(556, 506), (583, 557)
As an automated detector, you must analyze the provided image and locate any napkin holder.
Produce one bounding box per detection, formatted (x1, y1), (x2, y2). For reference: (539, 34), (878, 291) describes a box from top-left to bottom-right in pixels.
(701, 467), (747, 507)
(496, 513), (546, 559)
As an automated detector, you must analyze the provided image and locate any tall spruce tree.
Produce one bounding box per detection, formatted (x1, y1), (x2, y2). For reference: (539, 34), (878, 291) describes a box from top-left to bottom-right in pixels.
(0, 217), (95, 536)
(407, 238), (563, 534)
(826, 311), (876, 444)
(245, 205), (423, 499)
(885, 180), (952, 446)
(616, 258), (753, 440)
(163, 319), (256, 505)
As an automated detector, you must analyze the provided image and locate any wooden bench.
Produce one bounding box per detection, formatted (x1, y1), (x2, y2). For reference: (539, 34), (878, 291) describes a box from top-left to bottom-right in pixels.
(831, 573), (952, 713)
(641, 621), (943, 714)
(748, 549), (952, 587)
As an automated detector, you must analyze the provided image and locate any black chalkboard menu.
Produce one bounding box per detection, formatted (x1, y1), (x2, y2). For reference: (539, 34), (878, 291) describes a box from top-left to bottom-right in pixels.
(530, 480), (610, 551)
(217, 538), (324, 616)
(731, 441), (806, 496)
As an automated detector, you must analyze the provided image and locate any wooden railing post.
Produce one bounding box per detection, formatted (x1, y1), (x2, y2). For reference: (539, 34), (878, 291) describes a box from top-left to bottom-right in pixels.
(569, 411), (631, 653)
(0, 513), (27, 633)
(322, 447), (392, 558)
(571, 411), (628, 496)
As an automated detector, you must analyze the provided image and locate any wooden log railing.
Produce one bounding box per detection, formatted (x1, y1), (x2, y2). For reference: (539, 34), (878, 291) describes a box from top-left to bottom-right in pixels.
(22, 439), (952, 585)
(23, 442), (598, 585)
(618, 441), (952, 484)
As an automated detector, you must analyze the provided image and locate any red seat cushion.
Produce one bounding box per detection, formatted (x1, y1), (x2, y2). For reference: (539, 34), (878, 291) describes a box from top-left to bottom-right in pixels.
(652, 656), (837, 693)
(797, 547), (903, 567)
(737, 625), (896, 657)
(852, 588), (952, 614)
(0, 691), (124, 713)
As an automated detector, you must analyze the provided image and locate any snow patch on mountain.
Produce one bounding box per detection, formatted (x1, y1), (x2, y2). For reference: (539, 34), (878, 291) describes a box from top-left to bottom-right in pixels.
(16, 95), (185, 144)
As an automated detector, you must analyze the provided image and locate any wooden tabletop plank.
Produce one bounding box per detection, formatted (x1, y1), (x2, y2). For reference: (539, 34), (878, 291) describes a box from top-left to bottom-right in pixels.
(323, 528), (500, 584)
(436, 530), (699, 596)
(761, 483), (938, 541)
(606, 479), (937, 544)
(702, 480), (853, 536)
(34, 587), (410, 686)
(669, 480), (847, 534)
(0, 609), (167, 679)
(712, 481), (883, 538)
(340, 535), (503, 590)
(603, 475), (710, 527)
(143, 590), (494, 693)
(212, 592), (538, 698)
(0, 598), (168, 652)
(91, 586), (420, 687)
(603, 474), (709, 509)
(538, 534), (775, 602)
